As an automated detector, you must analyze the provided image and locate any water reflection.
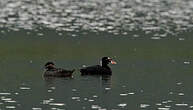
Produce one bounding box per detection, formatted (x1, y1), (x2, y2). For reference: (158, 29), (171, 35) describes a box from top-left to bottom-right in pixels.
(82, 75), (112, 86)
(0, 91), (20, 110)
(43, 76), (74, 87)
(1, 0), (193, 37)
(101, 75), (112, 91)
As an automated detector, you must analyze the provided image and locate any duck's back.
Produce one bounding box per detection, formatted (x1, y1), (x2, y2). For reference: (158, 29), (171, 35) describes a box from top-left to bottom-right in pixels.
(80, 65), (112, 75)
(44, 68), (74, 77)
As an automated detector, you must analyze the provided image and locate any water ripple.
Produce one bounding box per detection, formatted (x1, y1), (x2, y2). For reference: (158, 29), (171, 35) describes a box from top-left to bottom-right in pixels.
(0, 0), (193, 37)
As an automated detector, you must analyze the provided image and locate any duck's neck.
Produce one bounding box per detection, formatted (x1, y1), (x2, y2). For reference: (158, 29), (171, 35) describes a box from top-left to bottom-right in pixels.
(102, 63), (110, 69)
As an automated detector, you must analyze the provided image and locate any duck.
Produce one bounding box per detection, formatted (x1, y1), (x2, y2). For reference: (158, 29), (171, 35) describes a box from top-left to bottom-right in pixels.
(43, 62), (75, 77)
(80, 57), (117, 75)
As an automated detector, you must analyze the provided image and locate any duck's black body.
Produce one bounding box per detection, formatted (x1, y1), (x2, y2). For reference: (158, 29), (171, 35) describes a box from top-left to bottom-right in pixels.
(80, 57), (116, 75)
(43, 62), (75, 77)
(80, 65), (112, 75)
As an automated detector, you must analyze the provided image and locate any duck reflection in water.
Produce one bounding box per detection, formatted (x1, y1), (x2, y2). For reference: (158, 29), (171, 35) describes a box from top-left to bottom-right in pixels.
(82, 75), (112, 91)
(95, 75), (113, 93)
(101, 75), (112, 88)
(43, 76), (73, 87)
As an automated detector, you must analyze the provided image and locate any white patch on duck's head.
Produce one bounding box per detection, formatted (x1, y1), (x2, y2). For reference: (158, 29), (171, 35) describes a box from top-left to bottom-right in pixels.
(100, 60), (102, 66)
(108, 57), (117, 64)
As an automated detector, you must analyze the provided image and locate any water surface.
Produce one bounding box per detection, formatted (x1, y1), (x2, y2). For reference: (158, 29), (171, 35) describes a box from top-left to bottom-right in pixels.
(1, 0), (193, 110)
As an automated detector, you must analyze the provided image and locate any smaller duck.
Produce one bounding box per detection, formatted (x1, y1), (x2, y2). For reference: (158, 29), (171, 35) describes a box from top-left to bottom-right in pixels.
(44, 62), (75, 77)
(80, 57), (117, 75)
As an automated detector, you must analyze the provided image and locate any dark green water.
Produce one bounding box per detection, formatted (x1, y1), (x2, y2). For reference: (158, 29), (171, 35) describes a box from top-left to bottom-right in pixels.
(0, 29), (193, 110)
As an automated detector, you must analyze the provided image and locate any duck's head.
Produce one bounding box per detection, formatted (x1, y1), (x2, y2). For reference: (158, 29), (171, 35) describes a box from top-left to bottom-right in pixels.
(44, 62), (55, 70)
(101, 57), (117, 66)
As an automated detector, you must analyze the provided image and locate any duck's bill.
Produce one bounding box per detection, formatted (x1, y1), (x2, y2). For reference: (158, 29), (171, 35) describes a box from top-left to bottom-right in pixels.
(111, 60), (117, 64)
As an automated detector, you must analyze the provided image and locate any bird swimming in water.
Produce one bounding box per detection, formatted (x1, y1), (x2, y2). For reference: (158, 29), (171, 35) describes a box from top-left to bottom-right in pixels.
(43, 62), (75, 77)
(80, 57), (117, 75)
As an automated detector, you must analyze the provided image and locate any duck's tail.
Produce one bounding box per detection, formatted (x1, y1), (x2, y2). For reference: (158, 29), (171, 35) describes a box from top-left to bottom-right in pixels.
(70, 68), (85, 74)
(71, 69), (76, 73)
